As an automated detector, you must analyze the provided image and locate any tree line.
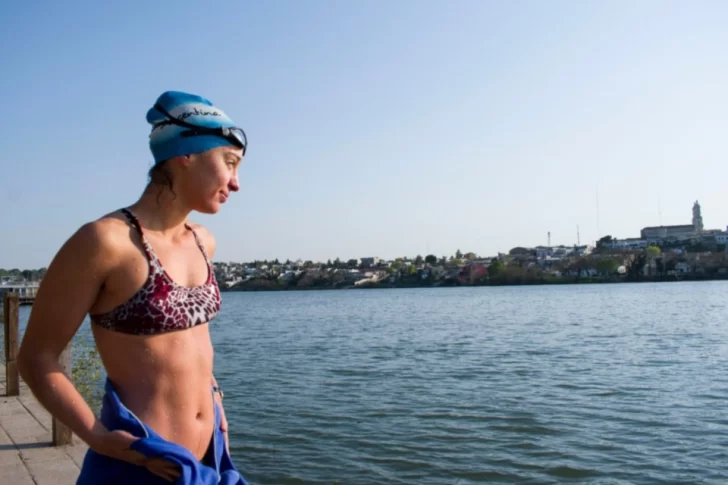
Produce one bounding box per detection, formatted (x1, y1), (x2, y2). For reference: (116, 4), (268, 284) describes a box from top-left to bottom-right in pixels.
(234, 250), (481, 270)
(0, 267), (47, 282)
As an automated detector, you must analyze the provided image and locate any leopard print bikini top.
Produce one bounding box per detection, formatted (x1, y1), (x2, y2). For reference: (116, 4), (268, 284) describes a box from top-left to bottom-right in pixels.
(90, 208), (221, 335)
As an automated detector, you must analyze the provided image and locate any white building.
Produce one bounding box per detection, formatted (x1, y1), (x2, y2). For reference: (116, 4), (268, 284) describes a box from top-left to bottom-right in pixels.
(606, 238), (648, 250)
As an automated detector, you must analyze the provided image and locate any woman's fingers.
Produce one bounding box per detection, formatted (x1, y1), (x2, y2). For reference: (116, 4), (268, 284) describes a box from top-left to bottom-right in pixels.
(146, 458), (181, 482)
(161, 462), (181, 479)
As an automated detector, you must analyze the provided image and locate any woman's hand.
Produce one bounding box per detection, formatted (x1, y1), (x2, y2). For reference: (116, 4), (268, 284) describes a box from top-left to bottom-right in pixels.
(92, 429), (181, 482)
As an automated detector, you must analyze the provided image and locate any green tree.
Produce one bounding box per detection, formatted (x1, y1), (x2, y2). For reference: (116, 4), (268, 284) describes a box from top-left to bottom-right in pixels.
(455, 249), (463, 259)
(646, 245), (661, 258)
(34, 267), (47, 281)
(414, 255), (424, 265)
(596, 259), (619, 275)
(488, 259), (504, 277)
(597, 235), (614, 249)
(425, 254), (437, 265)
(463, 252), (477, 260)
(391, 260), (403, 270)
(72, 338), (103, 413)
(626, 253), (647, 281)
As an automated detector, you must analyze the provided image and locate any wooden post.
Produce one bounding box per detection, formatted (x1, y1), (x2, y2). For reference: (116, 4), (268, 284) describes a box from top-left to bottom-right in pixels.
(52, 344), (73, 445)
(3, 293), (19, 396)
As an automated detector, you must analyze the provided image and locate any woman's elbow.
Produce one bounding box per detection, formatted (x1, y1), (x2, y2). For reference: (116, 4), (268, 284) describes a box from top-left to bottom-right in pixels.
(17, 345), (54, 384)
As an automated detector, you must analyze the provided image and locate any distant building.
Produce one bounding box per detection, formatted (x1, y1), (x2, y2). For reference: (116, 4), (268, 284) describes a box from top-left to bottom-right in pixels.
(641, 225), (696, 241)
(693, 200), (704, 232)
(533, 245), (592, 259)
(0, 276), (23, 285)
(359, 257), (380, 268)
(640, 200), (704, 241)
(606, 238), (647, 249)
(0, 283), (39, 299)
(457, 262), (488, 284)
(572, 245), (594, 256)
(675, 262), (691, 274)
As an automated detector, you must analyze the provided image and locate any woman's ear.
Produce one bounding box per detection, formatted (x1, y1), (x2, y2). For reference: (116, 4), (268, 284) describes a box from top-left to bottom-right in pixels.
(170, 154), (193, 169)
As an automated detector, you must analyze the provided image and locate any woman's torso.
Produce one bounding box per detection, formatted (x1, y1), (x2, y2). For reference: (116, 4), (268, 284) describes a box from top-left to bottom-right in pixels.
(88, 208), (221, 460)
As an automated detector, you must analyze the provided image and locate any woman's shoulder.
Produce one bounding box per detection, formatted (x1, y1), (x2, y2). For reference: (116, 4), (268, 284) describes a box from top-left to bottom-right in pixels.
(65, 210), (138, 260)
(41, 211), (136, 290)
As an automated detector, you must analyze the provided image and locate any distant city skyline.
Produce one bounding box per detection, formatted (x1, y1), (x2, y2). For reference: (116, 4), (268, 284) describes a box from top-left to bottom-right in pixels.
(2, 196), (723, 270)
(2, 1), (727, 268)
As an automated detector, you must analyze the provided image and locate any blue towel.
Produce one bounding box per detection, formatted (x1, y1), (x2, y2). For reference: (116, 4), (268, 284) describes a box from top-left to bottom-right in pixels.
(77, 379), (250, 485)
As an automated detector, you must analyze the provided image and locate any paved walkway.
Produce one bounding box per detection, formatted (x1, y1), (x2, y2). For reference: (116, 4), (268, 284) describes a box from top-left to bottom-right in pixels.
(0, 364), (87, 484)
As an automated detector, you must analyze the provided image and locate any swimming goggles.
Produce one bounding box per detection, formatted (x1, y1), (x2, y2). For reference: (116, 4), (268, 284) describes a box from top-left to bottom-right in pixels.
(153, 103), (247, 156)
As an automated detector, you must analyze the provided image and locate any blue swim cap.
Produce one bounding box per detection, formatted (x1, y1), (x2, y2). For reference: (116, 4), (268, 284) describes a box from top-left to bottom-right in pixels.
(146, 91), (239, 165)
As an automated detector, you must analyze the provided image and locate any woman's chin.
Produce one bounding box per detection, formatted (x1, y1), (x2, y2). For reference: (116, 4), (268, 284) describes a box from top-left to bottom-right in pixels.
(192, 201), (221, 215)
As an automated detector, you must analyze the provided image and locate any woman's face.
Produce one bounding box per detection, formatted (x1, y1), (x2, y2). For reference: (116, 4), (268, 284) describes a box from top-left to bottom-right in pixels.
(178, 146), (243, 214)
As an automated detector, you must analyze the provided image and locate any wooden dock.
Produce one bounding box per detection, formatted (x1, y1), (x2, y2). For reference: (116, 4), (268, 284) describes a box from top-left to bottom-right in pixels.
(0, 364), (87, 484)
(2, 292), (87, 484)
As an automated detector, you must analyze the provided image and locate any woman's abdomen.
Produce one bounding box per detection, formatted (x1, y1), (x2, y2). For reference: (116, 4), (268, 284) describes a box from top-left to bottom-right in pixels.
(92, 323), (216, 459)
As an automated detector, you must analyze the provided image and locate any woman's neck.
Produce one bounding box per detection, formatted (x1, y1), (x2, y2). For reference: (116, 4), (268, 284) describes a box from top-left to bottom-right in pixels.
(128, 184), (192, 236)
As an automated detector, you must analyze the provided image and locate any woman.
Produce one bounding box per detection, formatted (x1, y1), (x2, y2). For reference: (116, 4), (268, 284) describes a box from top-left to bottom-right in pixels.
(18, 91), (250, 484)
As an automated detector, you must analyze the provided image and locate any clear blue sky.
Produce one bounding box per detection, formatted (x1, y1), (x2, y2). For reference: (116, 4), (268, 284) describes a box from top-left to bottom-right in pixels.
(1, 0), (727, 268)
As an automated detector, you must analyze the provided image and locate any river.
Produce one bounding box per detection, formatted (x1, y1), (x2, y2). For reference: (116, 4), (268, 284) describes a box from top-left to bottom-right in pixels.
(13, 282), (728, 484)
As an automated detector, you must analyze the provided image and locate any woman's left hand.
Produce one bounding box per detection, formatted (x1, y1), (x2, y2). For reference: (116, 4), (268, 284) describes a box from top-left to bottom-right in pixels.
(214, 391), (229, 452)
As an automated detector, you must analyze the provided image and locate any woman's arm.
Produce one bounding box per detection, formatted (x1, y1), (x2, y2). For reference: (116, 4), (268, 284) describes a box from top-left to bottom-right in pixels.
(18, 219), (182, 481)
(18, 221), (114, 448)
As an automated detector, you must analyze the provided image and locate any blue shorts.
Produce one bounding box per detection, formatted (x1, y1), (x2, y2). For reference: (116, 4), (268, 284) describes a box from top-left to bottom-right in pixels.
(77, 379), (250, 485)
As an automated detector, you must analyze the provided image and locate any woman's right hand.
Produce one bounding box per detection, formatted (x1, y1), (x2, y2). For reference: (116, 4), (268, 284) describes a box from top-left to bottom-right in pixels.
(92, 429), (181, 482)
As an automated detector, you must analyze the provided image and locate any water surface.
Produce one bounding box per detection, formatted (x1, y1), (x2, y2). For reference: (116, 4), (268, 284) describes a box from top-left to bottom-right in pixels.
(15, 282), (728, 484)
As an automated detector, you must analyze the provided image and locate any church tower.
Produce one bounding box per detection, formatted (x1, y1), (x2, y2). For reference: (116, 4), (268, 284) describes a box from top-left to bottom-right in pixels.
(692, 200), (704, 233)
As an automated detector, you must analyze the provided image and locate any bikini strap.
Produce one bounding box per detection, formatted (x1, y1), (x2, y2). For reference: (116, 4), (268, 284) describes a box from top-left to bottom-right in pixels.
(120, 208), (157, 263)
(185, 224), (212, 266)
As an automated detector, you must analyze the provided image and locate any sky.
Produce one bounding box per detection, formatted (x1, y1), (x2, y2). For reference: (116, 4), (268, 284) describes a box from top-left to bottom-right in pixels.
(1, 0), (727, 268)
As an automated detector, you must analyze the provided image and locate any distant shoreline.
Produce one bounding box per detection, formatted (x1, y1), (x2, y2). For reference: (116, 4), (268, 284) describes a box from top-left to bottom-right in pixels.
(221, 273), (728, 292)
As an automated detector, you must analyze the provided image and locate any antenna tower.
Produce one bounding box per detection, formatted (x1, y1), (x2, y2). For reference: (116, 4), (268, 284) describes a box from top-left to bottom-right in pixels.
(596, 184), (601, 238)
(658, 195), (663, 226)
